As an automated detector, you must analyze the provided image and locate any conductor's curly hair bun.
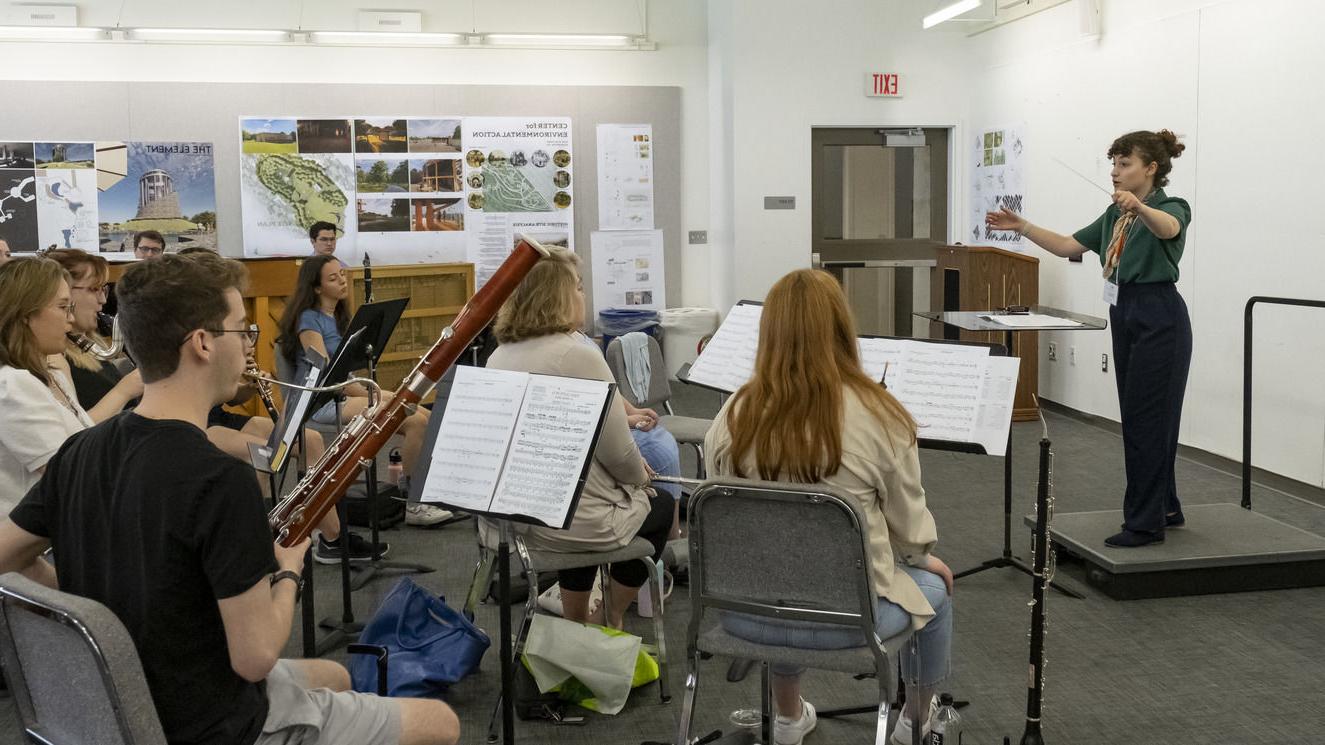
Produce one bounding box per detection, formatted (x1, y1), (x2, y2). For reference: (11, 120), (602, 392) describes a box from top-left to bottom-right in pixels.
(1107, 129), (1185, 187)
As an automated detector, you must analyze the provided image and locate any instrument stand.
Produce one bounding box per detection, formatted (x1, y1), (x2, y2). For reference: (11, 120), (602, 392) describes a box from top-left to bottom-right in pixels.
(489, 520), (517, 745)
(349, 341), (436, 591)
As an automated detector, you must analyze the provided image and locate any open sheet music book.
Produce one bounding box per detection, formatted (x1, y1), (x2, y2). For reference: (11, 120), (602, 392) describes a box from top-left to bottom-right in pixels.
(686, 303), (1021, 455)
(419, 366), (615, 529)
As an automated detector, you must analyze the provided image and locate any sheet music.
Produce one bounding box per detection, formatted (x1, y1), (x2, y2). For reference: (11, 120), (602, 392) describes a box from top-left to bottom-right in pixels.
(858, 337), (910, 388)
(685, 303), (762, 392)
(269, 365), (321, 472)
(972, 357), (1020, 456)
(890, 344), (987, 445)
(978, 313), (1083, 328)
(420, 366), (529, 512)
(491, 375), (612, 528)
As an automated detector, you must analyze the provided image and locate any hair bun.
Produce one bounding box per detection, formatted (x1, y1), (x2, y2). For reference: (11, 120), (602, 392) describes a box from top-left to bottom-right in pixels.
(1157, 129), (1185, 158)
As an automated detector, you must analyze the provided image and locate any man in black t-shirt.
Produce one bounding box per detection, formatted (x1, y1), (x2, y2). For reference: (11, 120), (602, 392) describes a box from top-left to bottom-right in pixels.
(0, 253), (459, 745)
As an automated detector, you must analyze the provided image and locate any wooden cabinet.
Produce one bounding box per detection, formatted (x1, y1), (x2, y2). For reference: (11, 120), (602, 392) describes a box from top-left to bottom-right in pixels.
(930, 245), (1041, 421)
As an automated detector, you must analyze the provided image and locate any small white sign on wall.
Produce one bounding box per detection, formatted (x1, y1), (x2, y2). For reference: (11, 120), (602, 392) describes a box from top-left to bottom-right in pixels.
(865, 72), (903, 98)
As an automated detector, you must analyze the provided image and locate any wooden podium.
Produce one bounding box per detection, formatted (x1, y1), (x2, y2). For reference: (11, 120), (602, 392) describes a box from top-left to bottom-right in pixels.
(930, 245), (1040, 421)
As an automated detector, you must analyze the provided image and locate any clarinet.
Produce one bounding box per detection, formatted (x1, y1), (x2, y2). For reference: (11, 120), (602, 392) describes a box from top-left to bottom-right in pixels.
(363, 251), (373, 303)
(1020, 413), (1054, 745)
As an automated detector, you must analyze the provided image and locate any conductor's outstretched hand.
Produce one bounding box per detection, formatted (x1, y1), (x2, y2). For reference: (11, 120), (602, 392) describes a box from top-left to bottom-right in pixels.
(985, 208), (1027, 233)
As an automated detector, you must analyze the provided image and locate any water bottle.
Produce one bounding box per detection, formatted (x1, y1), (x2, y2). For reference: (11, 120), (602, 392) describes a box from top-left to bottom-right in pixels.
(931, 693), (962, 745)
(387, 449), (405, 494)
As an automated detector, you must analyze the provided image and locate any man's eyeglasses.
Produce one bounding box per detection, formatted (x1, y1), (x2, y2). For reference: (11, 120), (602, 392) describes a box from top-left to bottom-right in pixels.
(136, 245), (165, 255)
(202, 323), (260, 346)
(72, 284), (109, 299)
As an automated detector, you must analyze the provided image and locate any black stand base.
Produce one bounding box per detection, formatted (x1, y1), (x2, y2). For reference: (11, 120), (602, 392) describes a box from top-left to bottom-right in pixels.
(953, 554), (1086, 600)
(349, 560), (437, 591)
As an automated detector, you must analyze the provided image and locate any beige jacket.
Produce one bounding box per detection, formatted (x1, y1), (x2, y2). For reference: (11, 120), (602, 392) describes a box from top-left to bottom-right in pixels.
(704, 386), (939, 628)
(478, 332), (653, 552)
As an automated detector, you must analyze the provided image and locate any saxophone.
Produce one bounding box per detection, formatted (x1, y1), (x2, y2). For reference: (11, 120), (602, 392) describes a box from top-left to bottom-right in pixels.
(66, 313), (124, 360)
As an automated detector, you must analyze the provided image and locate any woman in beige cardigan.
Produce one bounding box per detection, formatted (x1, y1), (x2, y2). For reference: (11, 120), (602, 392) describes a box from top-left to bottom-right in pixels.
(482, 247), (672, 629)
(705, 269), (954, 745)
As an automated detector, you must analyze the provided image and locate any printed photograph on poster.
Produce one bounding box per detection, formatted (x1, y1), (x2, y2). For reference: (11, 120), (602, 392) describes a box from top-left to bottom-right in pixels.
(297, 120), (352, 153)
(356, 157), (410, 193)
(355, 119), (407, 154)
(408, 119), (462, 153)
(591, 229), (664, 313)
(357, 197), (410, 232)
(36, 168), (98, 250)
(96, 141), (217, 252)
(411, 198), (464, 231)
(35, 142), (94, 169)
(596, 123), (654, 231)
(0, 142), (35, 169)
(241, 119), (297, 154)
(410, 159), (460, 193)
(0, 168), (38, 250)
(970, 123), (1026, 251)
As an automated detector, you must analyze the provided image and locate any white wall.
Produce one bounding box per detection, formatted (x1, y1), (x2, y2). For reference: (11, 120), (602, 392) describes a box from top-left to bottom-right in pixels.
(0, 0), (715, 307)
(965, 0), (1325, 486)
(710, 0), (975, 304)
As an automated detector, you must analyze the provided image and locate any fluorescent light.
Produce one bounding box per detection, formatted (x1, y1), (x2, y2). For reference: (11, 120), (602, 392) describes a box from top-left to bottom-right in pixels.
(482, 33), (637, 48)
(0, 25), (107, 40)
(308, 30), (466, 46)
(129, 27), (292, 42)
(923, 0), (983, 29)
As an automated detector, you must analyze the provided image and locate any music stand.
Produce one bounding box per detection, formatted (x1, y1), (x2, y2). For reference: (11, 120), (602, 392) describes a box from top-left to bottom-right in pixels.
(311, 299), (436, 588)
(916, 304), (1106, 599)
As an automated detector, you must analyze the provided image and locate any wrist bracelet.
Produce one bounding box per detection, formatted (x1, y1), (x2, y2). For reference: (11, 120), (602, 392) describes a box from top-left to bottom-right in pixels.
(271, 569), (304, 596)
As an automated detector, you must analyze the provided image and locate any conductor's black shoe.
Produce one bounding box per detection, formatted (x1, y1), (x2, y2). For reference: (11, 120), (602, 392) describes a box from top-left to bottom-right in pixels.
(1104, 529), (1164, 548)
(315, 533), (389, 564)
(1165, 510), (1186, 528)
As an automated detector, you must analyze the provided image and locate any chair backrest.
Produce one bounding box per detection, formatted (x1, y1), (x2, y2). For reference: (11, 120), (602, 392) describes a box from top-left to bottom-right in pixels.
(0, 572), (167, 745)
(604, 335), (672, 410)
(686, 478), (883, 651)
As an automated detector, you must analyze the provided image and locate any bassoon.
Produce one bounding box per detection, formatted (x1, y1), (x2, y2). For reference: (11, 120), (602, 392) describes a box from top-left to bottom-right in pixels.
(263, 236), (547, 546)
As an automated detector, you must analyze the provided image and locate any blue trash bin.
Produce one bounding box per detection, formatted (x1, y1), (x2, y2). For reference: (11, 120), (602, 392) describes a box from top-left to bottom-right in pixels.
(598, 308), (660, 351)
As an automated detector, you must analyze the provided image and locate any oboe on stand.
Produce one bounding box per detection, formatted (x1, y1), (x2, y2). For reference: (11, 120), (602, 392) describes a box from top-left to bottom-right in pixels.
(1018, 399), (1054, 745)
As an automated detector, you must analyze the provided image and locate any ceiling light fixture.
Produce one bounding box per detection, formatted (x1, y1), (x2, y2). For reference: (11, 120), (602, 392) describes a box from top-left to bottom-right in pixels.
(0, 24), (107, 40)
(129, 27), (292, 43)
(922, 0), (983, 29)
(308, 30), (466, 46)
(482, 33), (642, 48)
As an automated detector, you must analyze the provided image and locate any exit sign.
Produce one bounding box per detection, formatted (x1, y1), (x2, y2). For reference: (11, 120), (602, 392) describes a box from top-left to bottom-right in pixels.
(865, 72), (902, 98)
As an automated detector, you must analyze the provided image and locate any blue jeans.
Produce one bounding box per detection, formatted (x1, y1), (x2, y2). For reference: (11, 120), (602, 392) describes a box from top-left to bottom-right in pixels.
(720, 565), (952, 687)
(633, 425), (681, 500)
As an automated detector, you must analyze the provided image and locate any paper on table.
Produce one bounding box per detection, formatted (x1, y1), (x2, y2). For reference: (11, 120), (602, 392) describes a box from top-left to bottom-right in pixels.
(491, 375), (612, 528)
(979, 313), (1083, 328)
(971, 356), (1021, 456)
(685, 303), (763, 392)
(420, 366), (529, 511)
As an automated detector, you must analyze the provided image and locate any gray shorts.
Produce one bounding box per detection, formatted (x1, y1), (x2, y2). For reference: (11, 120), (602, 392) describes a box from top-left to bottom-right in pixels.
(255, 660), (402, 745)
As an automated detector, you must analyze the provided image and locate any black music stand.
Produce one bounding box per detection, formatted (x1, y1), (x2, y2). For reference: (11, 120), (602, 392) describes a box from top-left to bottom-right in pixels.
(248, 357), (360, 657)
(916, 305), (1106, 600)
(310, 299), (436, 589)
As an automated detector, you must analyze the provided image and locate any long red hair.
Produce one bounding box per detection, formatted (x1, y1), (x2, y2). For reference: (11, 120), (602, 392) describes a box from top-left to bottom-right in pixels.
(726, 269), (917, 482)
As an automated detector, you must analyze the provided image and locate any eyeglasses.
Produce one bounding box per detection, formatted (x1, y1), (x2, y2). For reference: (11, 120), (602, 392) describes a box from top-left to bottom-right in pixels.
(136, 245), (165, 255)
(202, 323), (260, 346)
(72, 284), (109, 299)
(56, 302), (76, 318)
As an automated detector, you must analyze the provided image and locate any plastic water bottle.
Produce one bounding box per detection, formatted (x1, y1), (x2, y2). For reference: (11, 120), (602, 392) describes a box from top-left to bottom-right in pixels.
(387, 449), (405, 493)
(931, 693), (962, 745)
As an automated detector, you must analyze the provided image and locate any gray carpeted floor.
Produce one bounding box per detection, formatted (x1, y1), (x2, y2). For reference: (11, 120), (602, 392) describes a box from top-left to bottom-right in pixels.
(5, 382), (1325, 744)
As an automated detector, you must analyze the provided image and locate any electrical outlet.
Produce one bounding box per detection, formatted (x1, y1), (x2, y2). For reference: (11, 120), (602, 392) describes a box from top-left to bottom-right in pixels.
(1070, 346), (1076, 365)
(1101, 353), (1109, 372)
(1047, 342), (1056, 361)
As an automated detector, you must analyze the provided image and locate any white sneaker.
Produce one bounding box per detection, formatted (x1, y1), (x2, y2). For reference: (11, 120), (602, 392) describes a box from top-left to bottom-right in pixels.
(405, 503), (453, 527)
(890, 699), (938, 745)
(536, 579), (603, 619)
(774, 699), (817, 745)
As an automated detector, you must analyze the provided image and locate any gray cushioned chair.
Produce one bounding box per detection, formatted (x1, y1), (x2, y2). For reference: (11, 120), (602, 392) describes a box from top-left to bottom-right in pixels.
(0, 572), (167, 745)
(604, 335), (712, 478)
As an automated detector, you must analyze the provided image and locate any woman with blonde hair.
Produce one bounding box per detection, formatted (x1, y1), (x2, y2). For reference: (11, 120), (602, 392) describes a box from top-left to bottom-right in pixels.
(705, 269), (954, 745)
(43, 249), (143, 413)
(0, 257), (96, 514)
(484, 247), (672, 629)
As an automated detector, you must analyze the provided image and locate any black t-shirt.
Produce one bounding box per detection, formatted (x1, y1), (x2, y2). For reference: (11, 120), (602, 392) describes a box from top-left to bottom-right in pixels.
(67, 357), (125, 410)
(10, 413), (278, 745)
